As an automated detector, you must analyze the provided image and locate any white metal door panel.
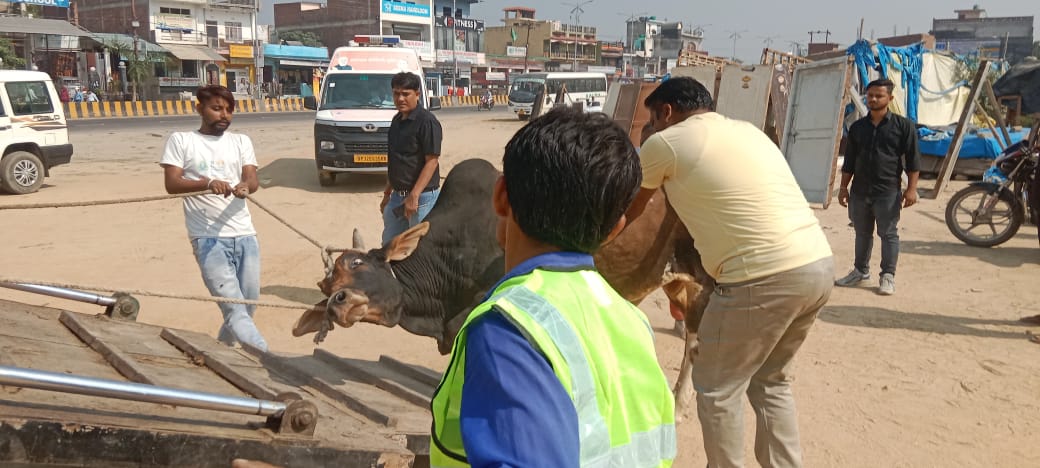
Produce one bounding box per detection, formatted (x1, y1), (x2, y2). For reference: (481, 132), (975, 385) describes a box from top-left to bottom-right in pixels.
(716, 65), (773, 128)
(780, 56), (851, 208)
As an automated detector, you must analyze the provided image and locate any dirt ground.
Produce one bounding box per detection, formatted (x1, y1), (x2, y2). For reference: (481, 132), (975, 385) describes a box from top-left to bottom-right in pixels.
(2, 110), (1038, 467)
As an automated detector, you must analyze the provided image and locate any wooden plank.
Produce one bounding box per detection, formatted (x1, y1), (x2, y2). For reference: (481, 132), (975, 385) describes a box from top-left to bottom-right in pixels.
(160, 328), (278, 401)
(59, 311), (156, 385)
(983, 79), (1013, 147)
(314, 349), (433, 408)
(716, 64), (773, 129)
(929, 61), (990, 199)
(379, 355), (442, 388)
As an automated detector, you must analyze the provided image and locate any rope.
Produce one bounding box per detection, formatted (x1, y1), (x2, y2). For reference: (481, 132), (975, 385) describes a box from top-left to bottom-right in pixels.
(0, 277), (315, 310)
(0, 189), (353, 303)
(0, 191), (210, 210)
(0, 189), (350, 273)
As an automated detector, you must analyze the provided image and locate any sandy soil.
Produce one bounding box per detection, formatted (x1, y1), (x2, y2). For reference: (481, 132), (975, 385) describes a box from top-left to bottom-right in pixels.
(1, 110), (1038, 467)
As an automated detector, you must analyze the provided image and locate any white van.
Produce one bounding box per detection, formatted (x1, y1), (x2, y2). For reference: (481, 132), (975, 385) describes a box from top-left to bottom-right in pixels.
(0, 70), (72, 194)
(303, 35), (439, 187)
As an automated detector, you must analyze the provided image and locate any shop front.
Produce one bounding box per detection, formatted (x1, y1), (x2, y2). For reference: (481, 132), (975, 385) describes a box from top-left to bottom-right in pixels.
(263, 44), (329, 98)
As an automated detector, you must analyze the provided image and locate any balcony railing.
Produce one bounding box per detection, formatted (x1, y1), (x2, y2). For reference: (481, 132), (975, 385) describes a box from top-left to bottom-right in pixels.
(547, 51), (597, 61)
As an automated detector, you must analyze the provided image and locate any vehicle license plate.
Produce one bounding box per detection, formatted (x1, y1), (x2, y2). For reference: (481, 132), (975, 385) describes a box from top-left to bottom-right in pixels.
(353, 154), (387, 163)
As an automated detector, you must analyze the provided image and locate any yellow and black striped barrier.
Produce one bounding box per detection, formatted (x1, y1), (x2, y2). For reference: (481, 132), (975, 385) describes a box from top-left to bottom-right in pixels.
(63, 96), (509, 118)
(63, 98), (307, 119)
(436, 95), (508, 108)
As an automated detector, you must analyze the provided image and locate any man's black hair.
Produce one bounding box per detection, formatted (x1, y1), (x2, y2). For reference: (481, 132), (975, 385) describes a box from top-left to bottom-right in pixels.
(643, 76), (714, 113)
(502, 107), (642, 254)
(391, 72), (422, 91)
(866, 78), (895, 95)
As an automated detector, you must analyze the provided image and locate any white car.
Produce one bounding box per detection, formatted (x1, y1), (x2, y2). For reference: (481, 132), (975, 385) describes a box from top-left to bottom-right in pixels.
(0, 70), (73, 194)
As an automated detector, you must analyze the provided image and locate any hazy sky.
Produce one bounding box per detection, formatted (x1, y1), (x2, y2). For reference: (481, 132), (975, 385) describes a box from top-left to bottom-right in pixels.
(263, 0), (1036, 62)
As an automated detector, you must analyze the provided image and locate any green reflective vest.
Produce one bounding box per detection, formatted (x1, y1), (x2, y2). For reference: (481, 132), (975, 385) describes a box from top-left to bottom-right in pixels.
(430, 268), (677, 467)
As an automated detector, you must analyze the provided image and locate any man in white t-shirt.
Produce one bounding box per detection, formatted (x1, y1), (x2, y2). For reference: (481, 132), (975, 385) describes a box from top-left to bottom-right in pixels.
(626, 77), (833, 468)
(159, 85), (267, 352)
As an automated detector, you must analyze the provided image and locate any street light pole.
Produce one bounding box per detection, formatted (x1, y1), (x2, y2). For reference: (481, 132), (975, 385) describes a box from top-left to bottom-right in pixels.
(451, 0), (458, 94)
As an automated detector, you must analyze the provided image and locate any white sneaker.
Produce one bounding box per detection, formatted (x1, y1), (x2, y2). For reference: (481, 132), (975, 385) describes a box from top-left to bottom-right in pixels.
(878, 273), (895, 295)
(835, 268), (870, 287)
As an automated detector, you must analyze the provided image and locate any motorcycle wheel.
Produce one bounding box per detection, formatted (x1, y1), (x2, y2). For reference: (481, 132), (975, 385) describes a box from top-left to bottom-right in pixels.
(945, 185), (1024, 247)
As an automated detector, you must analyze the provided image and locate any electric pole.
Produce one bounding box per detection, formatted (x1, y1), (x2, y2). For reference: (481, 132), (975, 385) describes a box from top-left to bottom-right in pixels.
(564, 0), (594, 71)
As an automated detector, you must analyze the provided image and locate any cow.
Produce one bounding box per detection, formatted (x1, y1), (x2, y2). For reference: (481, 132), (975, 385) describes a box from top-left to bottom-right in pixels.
(292, 159), (711, 408)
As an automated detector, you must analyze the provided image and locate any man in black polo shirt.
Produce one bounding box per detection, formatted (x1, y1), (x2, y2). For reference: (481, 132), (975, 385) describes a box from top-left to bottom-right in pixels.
(836, 78), (920, 295)
(380, 71), (442, 245)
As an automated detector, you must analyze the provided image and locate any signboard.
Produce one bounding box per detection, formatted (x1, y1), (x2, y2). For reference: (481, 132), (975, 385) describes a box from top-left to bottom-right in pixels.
(158, 77), (202, 87)
(7, 0), (70, 7)
(506, 46), (527, 57)
(380, 0), (431, 18)
(435, 49), (485, 65)
(155, 15), (194, 32)
(435, 16), (485, 32)
(229, 44), (253, 58)
(587, 65), (617, 74)
(401, 40), (435, 62)
(486, 72), (506, 81)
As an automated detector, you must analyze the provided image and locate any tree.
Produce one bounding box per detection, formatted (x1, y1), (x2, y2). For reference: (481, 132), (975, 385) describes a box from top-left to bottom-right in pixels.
(0, 37), (25, 69)
(102, 39), (170, 102)
(275, 30), (324, 48)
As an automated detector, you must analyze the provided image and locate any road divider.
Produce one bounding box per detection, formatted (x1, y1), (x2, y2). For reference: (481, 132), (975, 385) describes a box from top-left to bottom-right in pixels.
(63, 96), (508, 118)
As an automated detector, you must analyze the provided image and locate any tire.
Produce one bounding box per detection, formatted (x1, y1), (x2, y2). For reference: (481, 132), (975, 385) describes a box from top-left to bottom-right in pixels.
(317, 170), (337, 187)
(0, 151), (45, 195)
(944, 184), (1024, 247)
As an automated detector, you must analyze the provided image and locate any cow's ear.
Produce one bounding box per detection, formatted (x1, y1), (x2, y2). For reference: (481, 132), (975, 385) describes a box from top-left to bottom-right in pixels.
(293, 301), (331, 337)
(385, 222), (430, 261)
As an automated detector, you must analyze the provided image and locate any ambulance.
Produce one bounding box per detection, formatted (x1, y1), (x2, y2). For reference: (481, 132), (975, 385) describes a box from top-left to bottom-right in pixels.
(304, 35), (439, 187)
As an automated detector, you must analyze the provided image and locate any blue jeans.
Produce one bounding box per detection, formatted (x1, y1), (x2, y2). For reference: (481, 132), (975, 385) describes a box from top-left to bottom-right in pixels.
(381, 189), (439, 246)
(849, 190), (901, 276)
(190, 235), (268, 352)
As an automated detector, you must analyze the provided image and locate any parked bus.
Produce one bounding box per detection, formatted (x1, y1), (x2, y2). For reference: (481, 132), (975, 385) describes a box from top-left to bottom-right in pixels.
(303, 35), (440, 187)
(507, 72), (608, 120)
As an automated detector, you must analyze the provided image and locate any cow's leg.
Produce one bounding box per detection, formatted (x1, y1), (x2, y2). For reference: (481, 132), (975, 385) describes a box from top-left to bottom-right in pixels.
(673, 330), (698, 419)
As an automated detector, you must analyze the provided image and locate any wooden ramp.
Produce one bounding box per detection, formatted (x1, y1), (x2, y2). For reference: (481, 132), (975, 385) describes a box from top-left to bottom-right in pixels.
(0, 299), (437, 468)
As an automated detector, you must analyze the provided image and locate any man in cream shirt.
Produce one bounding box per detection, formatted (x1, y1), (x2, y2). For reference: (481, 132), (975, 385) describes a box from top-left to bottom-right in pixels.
(626, 77), (833, 468)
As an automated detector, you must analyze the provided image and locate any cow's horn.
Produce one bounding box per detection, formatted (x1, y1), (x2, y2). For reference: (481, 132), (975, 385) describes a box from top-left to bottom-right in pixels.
(352, 228), (365, 250)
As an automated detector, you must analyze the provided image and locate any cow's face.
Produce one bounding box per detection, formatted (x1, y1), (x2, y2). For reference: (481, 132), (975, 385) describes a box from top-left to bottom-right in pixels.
(292, 222), (430, 338)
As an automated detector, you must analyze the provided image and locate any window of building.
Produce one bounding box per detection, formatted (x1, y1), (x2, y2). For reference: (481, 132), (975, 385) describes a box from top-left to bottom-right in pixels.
(159, 7), (190, 15)
(182, 60), (199, 78)
(225, 21), (243, 43)
(206, 21), (218, 48)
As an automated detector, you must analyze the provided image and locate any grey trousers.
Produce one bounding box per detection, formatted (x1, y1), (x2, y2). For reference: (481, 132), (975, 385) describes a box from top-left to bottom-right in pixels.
(692, 256), (834, 468)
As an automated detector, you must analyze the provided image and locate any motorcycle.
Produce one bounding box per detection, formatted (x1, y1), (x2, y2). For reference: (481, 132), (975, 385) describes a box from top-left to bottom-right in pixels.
(477, 94), (495, 111)
(944, 130), (1039, 247)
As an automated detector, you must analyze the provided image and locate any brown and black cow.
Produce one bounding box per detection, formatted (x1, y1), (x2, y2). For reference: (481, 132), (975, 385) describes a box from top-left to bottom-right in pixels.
(292, 158), (711, 408)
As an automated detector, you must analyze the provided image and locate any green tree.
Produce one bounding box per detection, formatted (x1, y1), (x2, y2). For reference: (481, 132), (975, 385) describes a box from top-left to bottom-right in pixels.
(0, 37), (25, 69)
(275, 30), (324, 47)
(102, 39), (170, 102)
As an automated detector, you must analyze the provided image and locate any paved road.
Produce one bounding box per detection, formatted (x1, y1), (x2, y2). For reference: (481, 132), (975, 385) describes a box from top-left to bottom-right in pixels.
(68, 106), (511, 131)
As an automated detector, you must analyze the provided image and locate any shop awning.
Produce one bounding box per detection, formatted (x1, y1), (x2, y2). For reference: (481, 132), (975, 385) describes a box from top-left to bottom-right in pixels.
(0, 17), (92, 37)
(161, 44), (226, 62)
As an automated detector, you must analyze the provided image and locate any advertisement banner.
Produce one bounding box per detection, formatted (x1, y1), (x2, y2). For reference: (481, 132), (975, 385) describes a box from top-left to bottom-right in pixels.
(401, 40), (435, 62)
(506, 46), (527, 57)
(229, 44), (253, 58)
(380, 0), (431, 18)
(435, 16), (485, 32)
(8, 0), (70, 7)
(435, 49), (485, 65)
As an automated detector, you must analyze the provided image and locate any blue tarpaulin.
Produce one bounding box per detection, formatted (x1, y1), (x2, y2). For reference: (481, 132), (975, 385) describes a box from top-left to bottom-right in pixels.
(918, 127), (1031, 160)
(846, 39), (925, 122)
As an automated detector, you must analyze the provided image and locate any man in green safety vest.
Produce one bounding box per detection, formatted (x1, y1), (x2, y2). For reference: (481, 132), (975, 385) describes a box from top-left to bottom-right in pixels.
(429, 107), (676, 467)
(230, 107), (675, 468)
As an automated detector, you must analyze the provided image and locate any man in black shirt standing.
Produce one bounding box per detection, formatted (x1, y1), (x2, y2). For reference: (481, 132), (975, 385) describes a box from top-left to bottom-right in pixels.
(836, 78), (921, 295)
(380, 71), (442, 246)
